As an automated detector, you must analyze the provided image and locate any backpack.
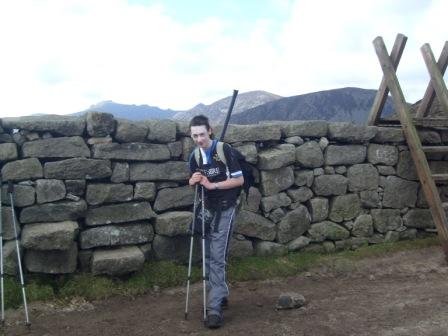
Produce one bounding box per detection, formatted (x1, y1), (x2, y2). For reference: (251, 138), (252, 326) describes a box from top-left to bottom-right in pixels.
(194, 142), (254, 200)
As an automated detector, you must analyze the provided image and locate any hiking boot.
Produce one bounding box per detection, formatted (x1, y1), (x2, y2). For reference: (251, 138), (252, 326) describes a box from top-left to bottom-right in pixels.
(206, 314), (223, 329)
(221, 297), (228, 310)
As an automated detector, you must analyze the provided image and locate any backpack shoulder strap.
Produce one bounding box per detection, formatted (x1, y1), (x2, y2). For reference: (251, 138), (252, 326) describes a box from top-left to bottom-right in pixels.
(216, 142), (227, 166)
(194, 147), (200, 166)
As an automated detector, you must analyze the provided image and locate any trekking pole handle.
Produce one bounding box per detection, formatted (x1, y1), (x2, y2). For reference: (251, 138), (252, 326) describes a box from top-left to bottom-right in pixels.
(7, 181), (13, 194)
(219, 89), (238, 142)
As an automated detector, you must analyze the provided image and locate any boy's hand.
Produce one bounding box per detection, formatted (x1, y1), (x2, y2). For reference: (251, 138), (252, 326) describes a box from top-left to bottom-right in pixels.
(189, 172), (203, 186)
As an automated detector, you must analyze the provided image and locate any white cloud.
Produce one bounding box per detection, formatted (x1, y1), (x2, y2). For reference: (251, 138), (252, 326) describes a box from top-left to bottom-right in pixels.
(0, 0), (446, 117)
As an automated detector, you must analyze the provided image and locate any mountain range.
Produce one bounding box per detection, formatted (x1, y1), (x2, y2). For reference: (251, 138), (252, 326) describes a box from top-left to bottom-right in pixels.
(78, 87), (395, 125)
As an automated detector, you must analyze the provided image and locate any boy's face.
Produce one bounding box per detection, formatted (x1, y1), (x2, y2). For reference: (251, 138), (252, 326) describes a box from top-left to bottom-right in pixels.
(191, 125), (212, 149)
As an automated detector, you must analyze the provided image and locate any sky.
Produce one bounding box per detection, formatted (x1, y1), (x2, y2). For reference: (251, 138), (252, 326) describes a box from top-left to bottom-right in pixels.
(0, 0), (447, 117)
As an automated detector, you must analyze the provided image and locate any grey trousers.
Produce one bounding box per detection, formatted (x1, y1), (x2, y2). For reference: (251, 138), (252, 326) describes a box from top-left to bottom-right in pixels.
(205, 206), (236, 317)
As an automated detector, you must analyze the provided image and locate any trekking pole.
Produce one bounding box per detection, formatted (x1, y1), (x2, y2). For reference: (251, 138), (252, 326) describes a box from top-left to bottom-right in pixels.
(0, 177), (4, 326)
(8, 182), (30, 326)
(185, 184), (199, 320)
(219, 90), (238, 142)
(200, 185), (207, 323)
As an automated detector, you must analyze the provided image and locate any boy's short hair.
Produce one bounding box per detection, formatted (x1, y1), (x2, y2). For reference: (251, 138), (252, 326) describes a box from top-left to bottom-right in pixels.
(189, 115), (211, 130)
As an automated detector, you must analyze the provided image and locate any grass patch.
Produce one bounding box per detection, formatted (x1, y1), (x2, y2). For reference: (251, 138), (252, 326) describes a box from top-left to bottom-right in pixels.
(3, 236), (440, 309)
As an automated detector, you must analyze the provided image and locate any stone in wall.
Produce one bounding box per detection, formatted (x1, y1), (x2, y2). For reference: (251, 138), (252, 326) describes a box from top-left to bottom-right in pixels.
(359, 190), (380, 208)
(130, 162), (190, 181)
(86, 112), (115, 137)
(261, 193), (291, 213)
(1, 115), (85, 136)
(258, 144), (295, 170)
(287, 187), (313, 203)
(382, 176), (418, 209)
(235, 210), (276, 241)
(216, 124), (282, 143)
(134, 182), (156, 201)
(294, 170), (314, 187)
(36, 179), (66, 204)
(269, 208), (286, 223)
(91, 246), (144, 276)
(175, 121), (190, 137)
(371, 209), (402, 233)
(1, 184), (35, 207)
(22, 137), (90, 158)
(296, 141), (324, 168)
(327, 123), (377, 142)
(313, 175), (347, 196)
(260, 166), (294, 196)
(240, 187), (262, 213)
(154, 211), (192, 236)
(44, 158), (112, 180)
(233, 142), (258, 164)
(20, 200), (87, 224)
(0, 143), (18, 162)
(152, 235), (200, 262)
(377, 165), (396, 176)
(287, 236), (311, 251)
(1, 206), (21, 239)
(347, 164), (379, 192)
(308, 197), (329, 222)
(308, 221), (350, 242)
(181, 137), (195, 161)
(282, 120), (328, 138)
(115, 119), (148, 143)
(111, 162), (129, 183)
(277, 205), (311, 243)
(168, 141), (182, 158)
(403, 209), (435, 229)
(25, 242), (78, 274)
(396, 151), (418, 181)
(80, 222), (154, 249)
(2, 241), (22, 275)
(418, 130), (441, 144)
(86, 183), (133, 205)
(352, 214), (374, 237)
(92, 143), (171, 161)
(85, 202), (156, 226)
(253, 241), (288, 257)
(229, 236), (253, 258)
(1, 158), (43, 181)
(325, 145), (366, 165)
(65, 180), (86, 196)
(153, 185), (194, 212)
(367, 144), (398, 166)
(429, 161), (448, 175)
(21, 221), (78, 250)
(373, 127), (405, 143)
(146, 120), (177, 143)
(329, 194), (361, 222)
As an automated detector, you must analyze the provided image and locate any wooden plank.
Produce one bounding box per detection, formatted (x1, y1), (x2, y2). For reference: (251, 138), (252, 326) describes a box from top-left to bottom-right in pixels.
(422, 146), (448, 153)
(367, 34), (407, 126)
(420, 43), (448, 115)
(416, 41), (448, 118)
(432, 174), (448, 183)
(373, 36), (448, 259)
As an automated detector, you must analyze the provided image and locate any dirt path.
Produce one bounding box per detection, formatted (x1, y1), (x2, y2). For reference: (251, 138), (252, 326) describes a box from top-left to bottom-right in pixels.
(4, 246), (448, 336)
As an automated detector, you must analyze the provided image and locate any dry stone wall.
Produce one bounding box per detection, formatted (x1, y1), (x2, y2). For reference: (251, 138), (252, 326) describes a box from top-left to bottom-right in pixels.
(0, 113), (446, 276)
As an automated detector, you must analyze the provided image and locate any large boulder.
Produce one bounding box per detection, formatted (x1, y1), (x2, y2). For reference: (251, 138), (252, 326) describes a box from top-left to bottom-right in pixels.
(153, 185), (194, 212)
(91, 246), (144, 275)
(329, 194), (361, 222)
(327, 123), (377, 142)
(382, 176), (418, 208)
(130, 162), (190, 181)
(1, 158), (43, 181)
(21, 221), (79, 250)
(312, 175), (347, 196)
(1, 115), (85, 136)
(20, 200), (87, 224)
(258, 144), (296, 170)
(25, 243), (78, 274)
(92, 143), (171, 161)
(44, 158), (112, 180)
(80, 222), (154, 249)
(260, 166), (294, 196)
(347, 164), (379, 192)
(296, 141), (324, 168)
(235, 210), (276, 241)
(85, 183), (134, 205)
(22, 137), (90, 158)
(85, 202), (156, 226)
(325, 145), (367, 165)
(277, 205), (311, 243)
(154, 211), (192, 236)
